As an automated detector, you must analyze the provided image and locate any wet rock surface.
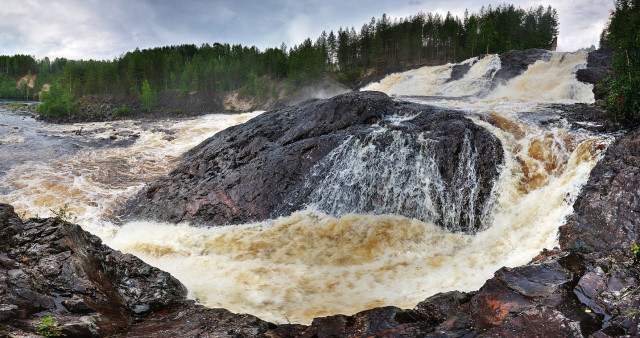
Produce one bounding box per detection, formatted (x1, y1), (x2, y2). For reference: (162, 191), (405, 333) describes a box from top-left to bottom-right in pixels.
(519, 103), (623, 135)
(0, 203), (273, 337)
(493, 48), (552, 87)
(560, 126), (640, 258)
(123, 91), (504, 231)
(576, 48), (613, 101)
(5, 204), (640, 338)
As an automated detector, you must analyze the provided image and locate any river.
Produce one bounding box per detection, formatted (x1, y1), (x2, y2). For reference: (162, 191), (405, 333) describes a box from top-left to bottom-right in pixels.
(0, 51), (613, 324)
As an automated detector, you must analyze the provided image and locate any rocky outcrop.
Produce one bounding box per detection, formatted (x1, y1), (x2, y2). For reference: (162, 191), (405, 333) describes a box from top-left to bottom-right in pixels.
(448, 62), (474, 82)
(546, 103), (622, 134)
(0, 203), (273, 337)
(123, 91), (503, 232)
(576, 48), (613, 101)
(492, 48), (552, 87)
(560, 127), (640, 258)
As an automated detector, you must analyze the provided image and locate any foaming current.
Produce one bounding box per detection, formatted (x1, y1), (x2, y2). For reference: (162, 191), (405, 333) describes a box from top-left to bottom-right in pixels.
(0, 51), (613, 324)
(0, 111), (262, 236)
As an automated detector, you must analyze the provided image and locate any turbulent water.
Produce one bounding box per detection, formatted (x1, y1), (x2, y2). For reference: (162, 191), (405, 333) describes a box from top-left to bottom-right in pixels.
(306, 125), (486, 232)
(0, 52), (613, 324)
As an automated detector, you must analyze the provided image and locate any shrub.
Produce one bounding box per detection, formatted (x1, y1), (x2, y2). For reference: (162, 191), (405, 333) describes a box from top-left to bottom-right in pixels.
(37, 83), (77, 118)
(113, 104), (129, 117)
(140, 79), (156, 111)
(37, 316), (62, 337)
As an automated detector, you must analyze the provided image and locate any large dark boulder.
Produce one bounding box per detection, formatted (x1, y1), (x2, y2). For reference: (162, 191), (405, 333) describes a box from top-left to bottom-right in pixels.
(492, 48), (552, 87)
(576, 48), (613, 101)
(559, 127), (640, 257)
(0, 204), (186, 335)
(123, 91), (504, 232)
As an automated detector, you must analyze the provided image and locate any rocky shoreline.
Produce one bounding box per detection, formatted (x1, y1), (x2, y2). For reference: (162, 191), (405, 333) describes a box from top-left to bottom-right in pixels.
(33, 75), (350, 124)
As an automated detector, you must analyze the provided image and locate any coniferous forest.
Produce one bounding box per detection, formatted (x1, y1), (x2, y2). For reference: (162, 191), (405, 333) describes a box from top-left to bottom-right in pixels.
(600, 0), (640, 121)
(0, 4), (559, 117)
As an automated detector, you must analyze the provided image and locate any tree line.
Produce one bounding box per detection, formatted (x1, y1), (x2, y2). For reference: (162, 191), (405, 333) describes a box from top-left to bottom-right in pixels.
(600, 0), (640, 122)
(0, 4), (559, 117)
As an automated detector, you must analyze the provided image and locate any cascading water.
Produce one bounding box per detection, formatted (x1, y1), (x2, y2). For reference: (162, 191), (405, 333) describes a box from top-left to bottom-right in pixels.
(370, 54), (502, 97)
(0, 51), (613, 324)
(306, 122), (485, 232)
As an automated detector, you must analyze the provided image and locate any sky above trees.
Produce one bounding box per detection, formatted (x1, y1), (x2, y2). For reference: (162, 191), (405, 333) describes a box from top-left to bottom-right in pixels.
(0, 0), (613, 60)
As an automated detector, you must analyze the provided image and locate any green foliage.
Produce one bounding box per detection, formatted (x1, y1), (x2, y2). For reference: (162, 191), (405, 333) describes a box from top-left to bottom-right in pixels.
(602, 0), (640, 121)
(632, 243), (640, 255)
(113, 104), (130, 117)
(37, 83), (77, 118)
(37, 316), (62, 337)
(3, 103), (27, 109)
(243, 72), (265, 98)
(140, 79), (156, 111)
(337, 68), (362, 85)
(50, 204), (73, 222)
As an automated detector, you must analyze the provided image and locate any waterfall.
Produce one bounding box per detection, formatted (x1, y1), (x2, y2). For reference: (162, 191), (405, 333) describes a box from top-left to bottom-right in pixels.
(362, 54), (502, 97)
(364, 52), (593, 103)
(307, 122), (484, 232)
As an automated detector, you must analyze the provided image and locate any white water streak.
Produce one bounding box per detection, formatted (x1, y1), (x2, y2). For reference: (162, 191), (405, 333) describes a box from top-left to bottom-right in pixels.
(307, 127), (482, 232)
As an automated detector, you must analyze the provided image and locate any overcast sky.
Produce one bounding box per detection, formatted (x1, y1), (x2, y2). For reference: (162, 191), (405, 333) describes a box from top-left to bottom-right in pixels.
(0, 0), (614, 60)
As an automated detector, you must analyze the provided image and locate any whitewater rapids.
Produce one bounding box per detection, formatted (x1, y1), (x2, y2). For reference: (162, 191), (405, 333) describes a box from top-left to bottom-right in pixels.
(0, 52), (612, 324)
